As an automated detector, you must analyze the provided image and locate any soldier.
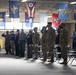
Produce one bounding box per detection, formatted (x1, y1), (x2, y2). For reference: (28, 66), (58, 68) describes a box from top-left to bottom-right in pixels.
(60, 23), (68, 65)
(47, 22), (56, 63)
(14, 29), (20, 56)
(41, 26), (47, 61)
(32, 27), (40, 59)
(2, 31), (11, 54)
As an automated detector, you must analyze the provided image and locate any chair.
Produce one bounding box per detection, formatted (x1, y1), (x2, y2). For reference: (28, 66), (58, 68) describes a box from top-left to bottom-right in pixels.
(54, 45), (61, 63)
(68, 50), (76, 65)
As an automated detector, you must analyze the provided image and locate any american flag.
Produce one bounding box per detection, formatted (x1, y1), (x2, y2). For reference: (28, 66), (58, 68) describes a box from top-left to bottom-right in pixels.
(25, 2), (36, 18)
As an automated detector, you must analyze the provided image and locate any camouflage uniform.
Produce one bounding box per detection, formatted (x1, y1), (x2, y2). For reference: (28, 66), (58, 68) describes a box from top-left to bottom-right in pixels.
(41, 26), (47, 61)
(2, 31), (10, 54)
(47, 25), (56, 62)
(32, 28), (40, 59)
(60, 27), (68, 64)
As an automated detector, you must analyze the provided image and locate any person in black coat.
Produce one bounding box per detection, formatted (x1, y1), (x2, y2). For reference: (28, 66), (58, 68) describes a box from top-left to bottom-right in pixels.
(71, 31), (76, 50)
(14, 29), (20, 56)
(55, 26), (61, 59)
(27, 29), (33, 58)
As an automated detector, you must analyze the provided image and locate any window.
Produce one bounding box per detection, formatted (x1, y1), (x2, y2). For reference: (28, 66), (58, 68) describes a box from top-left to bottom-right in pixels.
(5, 22), (22, 30)
(23, 22), (40, 30)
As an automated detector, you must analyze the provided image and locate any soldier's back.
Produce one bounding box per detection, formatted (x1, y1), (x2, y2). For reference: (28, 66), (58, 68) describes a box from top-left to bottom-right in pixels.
(47, 27), (56, 42)
(33, 32), (40, 44)
(42, 30), (47, 43)
(60, 28), (68, 46)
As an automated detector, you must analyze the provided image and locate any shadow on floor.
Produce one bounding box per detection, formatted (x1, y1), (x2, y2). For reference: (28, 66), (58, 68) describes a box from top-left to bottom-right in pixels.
(0, 52), (23, 59)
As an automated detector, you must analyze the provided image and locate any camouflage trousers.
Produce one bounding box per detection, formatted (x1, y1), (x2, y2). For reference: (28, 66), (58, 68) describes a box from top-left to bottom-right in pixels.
(5, 44), (10, 54)
(48, 46), (54, 62)
(61, 46), (68, 62)
(42, 43), (47, 60)
(33, 44), (39, 58)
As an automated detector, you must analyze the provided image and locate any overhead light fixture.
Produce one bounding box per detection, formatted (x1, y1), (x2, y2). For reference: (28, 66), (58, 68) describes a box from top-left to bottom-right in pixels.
(70, 2), (76, 4)
(21, 0), (27, 2)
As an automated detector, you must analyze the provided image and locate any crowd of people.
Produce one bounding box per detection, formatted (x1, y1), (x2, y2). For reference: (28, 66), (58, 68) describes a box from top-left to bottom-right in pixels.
(2, 29), (26, 57)
(41, 22), (68, 65)
(1, 22), (69, 65)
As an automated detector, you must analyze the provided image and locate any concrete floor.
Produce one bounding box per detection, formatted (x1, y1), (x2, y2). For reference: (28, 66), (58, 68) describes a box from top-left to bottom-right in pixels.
(0, 51), (76, 75)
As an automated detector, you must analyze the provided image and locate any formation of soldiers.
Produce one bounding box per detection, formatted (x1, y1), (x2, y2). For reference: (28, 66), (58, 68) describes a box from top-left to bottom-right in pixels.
(41, 22), (68, 65)
(1, 22), (68, 65)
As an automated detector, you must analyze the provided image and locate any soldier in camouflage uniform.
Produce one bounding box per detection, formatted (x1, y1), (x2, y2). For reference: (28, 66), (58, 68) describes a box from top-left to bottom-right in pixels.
(60, 23), (68, 65)
(32, 27), (40, 59)
(2, 31), (11, 54)
(47, 22), (56, 63)
(41, 26), (47, 61)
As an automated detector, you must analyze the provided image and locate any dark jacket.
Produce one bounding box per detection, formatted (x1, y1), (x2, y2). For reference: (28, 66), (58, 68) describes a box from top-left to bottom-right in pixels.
(19, 32), (26, 42)
(14, 33), (20, 44)
(55, 33), (60, 44)
(10, 34), (15, 41)
(2, 33), (10, 45)
(27, 34), (33, 45)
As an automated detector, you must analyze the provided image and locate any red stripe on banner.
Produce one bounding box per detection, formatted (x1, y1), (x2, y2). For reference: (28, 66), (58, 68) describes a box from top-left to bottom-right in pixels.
(25, 2), (31, 17)
(25, 2), (36, 18)
(30, 12), (32, 17)
(33, 4), (36, 18)
(52, 14), (61, 27)
(25, 2), (29, 17)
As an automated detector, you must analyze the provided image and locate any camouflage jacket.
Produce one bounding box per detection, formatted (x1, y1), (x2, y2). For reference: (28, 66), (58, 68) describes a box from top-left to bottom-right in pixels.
(47, 27), (56, 45)
(32, 32), (40, 44)
(41, 29), (47, 44)
(60, 28), (68, 47)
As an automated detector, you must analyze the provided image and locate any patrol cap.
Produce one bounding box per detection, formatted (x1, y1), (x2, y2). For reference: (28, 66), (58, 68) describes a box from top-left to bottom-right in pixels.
(34, 27), (38, 31)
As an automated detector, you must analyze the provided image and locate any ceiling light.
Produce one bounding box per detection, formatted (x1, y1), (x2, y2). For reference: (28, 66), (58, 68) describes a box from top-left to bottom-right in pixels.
(21, 0), (27, 2)
(70, 2), (76, 4)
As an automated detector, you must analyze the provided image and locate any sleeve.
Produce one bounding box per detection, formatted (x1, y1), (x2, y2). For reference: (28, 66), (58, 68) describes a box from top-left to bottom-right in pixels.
(2, 33), (6, 37)
(63, 30), (68, 45)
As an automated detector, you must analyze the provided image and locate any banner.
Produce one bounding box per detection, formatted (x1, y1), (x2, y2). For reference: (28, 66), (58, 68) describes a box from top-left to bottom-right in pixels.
(0, 12), (6, 28)
(52, 14), (61, 28)
(58, 3), (68, 20)
(74, 4), (76, 20)
(9, 0), (20, 18)
(39, 13), (48, 29)
(25, 2), (36, 18)
(25, 12), (33, 28)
